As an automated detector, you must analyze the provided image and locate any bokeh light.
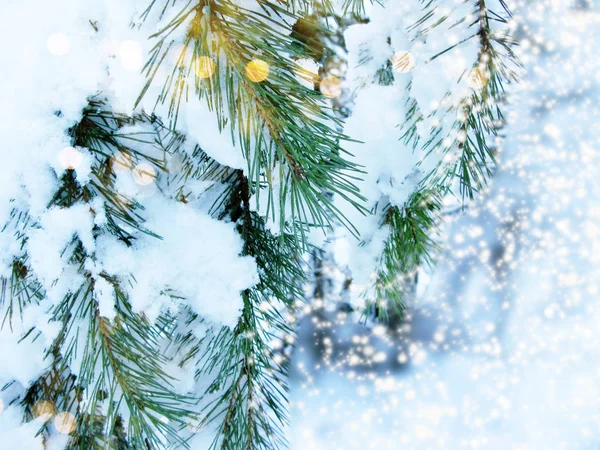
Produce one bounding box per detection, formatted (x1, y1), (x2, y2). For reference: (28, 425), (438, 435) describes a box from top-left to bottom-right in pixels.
(53, 411), (77, 434)
(33, 400), (55, 422)
(194, 56), (216, 79)
(246, 59), (270, 82)
(112, 150), (133, 172)
(320, 76), (342, 98)
(132, 162), (156, 185)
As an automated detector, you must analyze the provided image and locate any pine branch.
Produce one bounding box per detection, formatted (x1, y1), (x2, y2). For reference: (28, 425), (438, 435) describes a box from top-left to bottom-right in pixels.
(447, 0), (517, 199)
(188, 169), (302, 449)
(138, 0), (366, 241)
(8, 99), (197, 449)
(364, 189), (442, 320)
(67, 99), (166, 241)
(49, 269), (193, 449)
(0, 1), (525, 448)
(423, 0), (521, 198)
(363, 0), (520, 318)
(0, 249), (43, 328)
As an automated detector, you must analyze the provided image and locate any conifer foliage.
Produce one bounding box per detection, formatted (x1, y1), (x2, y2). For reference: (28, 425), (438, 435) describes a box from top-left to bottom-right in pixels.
(0, 0), (518, 449)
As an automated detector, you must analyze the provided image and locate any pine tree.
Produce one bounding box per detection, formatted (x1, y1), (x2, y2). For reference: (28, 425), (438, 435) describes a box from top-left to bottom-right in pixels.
(0, 0), (518, 449)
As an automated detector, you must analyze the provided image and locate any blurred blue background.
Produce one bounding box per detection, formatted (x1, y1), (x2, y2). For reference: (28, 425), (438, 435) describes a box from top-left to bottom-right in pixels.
(290, 1), (600, 448)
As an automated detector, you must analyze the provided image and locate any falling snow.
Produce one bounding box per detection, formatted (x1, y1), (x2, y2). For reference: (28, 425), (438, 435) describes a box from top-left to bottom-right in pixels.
(290, 1), (600, 449)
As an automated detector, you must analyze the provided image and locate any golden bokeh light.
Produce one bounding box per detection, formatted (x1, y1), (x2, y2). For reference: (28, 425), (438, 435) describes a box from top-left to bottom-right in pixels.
(47, 32), (70, 56)
(467, 66), (489, 90)
(194, 56), (216, 79)
(132, 162), (156, 185)
(59, 146), (82, 170)
(246, 59), (270, 82)
(53, 411), (77, 434)
(391, 50), (416, 73)
(112, 151), (133, 172)
(33, 400), (55, 422)
(320, 76), (342, 98)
